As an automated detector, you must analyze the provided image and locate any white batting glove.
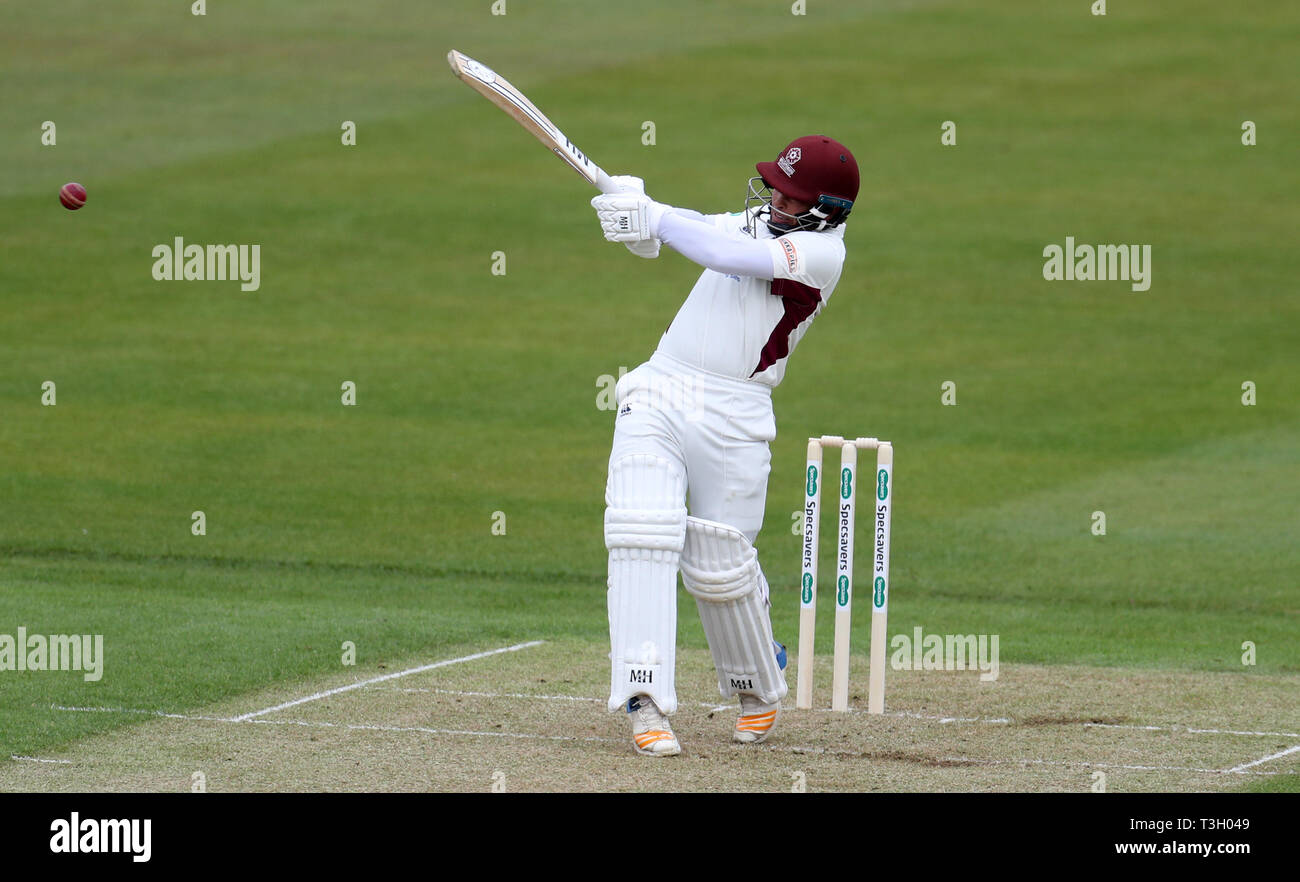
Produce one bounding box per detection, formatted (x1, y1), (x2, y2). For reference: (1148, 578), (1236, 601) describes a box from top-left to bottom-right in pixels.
(592, 193), (668, 244)
(605, 177), (660, 257)
(624, 239), (661, 259)
(608, 175), (647, 195)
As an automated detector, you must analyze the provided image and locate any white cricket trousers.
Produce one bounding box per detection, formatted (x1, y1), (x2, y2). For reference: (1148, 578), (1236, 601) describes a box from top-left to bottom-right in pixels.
(608, 352), (775, 542)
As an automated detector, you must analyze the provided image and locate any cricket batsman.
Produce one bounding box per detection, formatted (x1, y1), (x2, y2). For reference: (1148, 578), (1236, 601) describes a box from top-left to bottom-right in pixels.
(592, 135), (859, 755)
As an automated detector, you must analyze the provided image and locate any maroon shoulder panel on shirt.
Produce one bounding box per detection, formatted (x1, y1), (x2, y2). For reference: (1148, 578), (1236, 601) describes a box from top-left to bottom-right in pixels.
(750, 279), (823, 377)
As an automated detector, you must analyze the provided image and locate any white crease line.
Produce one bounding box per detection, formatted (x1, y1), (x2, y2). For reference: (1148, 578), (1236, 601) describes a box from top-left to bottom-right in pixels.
(756, 707), (1013, 724)
(52, 705), (233, 721)
(930, 714), (1012, 724)
(51, 704), (616, 744)
(11, 755), (73, 765)
(380, 687), (729, 711)
(1224, 744), (1300, 774)
(379, 688), (605, 703)
(377, 689), (1013, 723)
(231, 641), (545, 721)
(799, 706), (1012, 724)
(243, 716), (618, 744)
(950, 757), (1271, 775)
(773, 746), (1284, 776)
(1086, 722), (1300, 739)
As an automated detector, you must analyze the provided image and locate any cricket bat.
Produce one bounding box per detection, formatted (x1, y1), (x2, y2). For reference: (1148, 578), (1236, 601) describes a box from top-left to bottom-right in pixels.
(447, 49), (618, 194)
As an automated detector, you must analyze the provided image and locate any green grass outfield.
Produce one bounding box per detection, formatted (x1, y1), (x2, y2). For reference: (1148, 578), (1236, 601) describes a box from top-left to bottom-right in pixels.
(1, 1), (1297, 789)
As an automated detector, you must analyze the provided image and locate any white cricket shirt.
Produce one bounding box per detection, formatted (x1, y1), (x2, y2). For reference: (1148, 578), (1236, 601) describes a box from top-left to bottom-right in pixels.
(655, 210), (846, 388)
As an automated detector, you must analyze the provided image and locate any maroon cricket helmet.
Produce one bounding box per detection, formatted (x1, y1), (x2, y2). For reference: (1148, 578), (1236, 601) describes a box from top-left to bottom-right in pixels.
(755, 135), (859, 227)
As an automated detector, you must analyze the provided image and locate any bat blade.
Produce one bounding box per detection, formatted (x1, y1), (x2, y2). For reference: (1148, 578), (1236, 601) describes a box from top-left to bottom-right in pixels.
(446, 50), (615, 193)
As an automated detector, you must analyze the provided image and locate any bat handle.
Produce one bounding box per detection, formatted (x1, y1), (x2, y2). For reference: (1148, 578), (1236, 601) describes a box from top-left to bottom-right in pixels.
(593, 167), (620, 194)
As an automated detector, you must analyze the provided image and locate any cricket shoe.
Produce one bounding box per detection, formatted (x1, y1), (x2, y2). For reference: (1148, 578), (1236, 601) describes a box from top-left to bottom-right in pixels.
(627, 694), (681, 757)
(734, 694), (782, 743)
(734, 640), (786, 744)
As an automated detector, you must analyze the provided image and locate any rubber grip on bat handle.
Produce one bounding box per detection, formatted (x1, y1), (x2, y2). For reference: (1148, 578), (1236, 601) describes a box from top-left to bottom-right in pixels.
(593, 168), (619, 194)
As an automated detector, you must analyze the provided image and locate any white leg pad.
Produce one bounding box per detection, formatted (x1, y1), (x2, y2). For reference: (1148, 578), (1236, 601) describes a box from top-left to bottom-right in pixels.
(680, 516), (788, 704)
(605, 455), (687, 714)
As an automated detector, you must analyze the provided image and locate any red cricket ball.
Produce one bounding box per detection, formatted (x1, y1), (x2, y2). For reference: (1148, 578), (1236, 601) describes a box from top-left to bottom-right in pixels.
(60, 182), (87, 210)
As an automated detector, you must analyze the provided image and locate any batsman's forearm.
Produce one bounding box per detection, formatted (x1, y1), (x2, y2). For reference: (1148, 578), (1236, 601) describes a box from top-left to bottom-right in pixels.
(666, 207), (707, 223)
(657, 211), (773, 279)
